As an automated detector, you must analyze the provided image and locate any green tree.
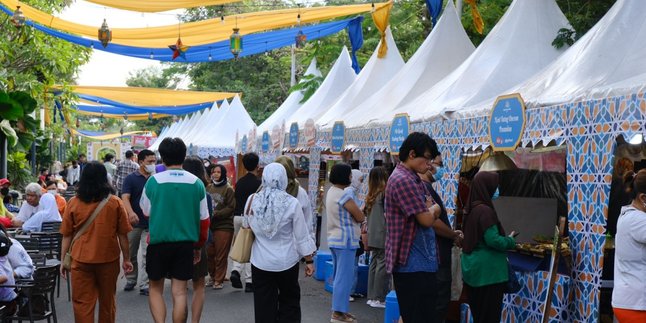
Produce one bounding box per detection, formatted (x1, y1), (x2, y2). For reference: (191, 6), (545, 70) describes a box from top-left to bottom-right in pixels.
(0, 0), (92, 175)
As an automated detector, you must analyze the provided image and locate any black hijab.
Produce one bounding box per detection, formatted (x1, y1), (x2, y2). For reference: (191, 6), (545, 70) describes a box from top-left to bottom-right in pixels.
(462, 171), (504, 253)
(211, 164), (228, 187)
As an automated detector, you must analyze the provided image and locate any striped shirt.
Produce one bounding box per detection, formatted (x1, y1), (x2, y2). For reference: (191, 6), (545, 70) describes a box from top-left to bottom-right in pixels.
(326, 186), (360, 249)
(114, 159), (139, 193)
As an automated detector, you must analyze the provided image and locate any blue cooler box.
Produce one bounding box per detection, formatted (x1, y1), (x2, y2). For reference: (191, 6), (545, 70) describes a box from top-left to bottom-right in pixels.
(384, 290), (400, 323)
(355, 264), (368, 296)
(314, 251), (332, 281)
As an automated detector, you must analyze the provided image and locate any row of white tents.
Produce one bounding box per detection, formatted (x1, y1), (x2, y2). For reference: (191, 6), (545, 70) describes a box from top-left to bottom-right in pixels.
(256, 0), (645, 136)
(150, 95), (256, 153)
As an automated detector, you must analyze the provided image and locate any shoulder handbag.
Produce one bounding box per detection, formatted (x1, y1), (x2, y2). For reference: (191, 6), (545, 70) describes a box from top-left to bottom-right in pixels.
(229, 195), (255, 263)
(63, 195), (111, 270)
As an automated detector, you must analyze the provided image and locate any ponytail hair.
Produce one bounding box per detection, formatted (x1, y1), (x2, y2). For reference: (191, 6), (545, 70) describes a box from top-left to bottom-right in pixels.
(624, 169), (646, 200)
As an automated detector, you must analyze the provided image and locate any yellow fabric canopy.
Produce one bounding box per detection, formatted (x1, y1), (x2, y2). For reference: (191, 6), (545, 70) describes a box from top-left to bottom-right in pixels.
(68, 86), (238, 106)
(70, 128), (146, 140)
(371, 1), (393, 58)
(75, 110), (170, 120)
(85, 0), (241, 13)
(3, 0), (391, 47)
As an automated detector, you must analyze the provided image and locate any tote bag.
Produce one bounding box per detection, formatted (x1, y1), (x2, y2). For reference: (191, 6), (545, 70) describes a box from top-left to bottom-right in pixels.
(230, 195), (255, 263)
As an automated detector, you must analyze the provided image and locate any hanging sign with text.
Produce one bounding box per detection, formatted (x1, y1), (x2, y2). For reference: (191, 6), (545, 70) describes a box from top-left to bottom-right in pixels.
(241, 135), (248, 154)
(330, 121), (345, 154)
(289, 122), (299, 148)
(261, 131), (270, 153)
(489, 93), (526, 151)
(389, 113), (410, 155)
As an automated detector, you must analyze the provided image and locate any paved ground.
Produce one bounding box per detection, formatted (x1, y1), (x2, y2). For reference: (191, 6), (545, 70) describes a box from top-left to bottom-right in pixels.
(53, 263), (385, 323)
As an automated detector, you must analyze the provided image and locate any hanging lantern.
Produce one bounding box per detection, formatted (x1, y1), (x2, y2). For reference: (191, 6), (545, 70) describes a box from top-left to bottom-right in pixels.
(295, 30), (307, 49)
(98, 19), (112, 48)
(123, 112), (128, 121)
(148, 112), (153, 121)
(230, 28), (242, 59)
(11, 6), (26, 28)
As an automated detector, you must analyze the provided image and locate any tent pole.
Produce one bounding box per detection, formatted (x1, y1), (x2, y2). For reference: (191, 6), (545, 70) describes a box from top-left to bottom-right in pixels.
(290, 44), (297, 87)
(456, 0), (463, 17)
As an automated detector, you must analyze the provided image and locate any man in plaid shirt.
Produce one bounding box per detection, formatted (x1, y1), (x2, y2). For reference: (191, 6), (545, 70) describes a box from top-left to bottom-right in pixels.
(114, 150), (139, 195)
(385, 132), (442, 322)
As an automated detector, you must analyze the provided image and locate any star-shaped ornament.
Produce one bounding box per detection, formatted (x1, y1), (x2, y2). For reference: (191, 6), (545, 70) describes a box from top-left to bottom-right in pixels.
(168, 37), (190, 60)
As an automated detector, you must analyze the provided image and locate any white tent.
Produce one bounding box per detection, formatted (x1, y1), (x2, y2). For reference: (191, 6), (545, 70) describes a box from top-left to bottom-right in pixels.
(509, 0), (646, 108)
(257, 58), (322, 134)
(194, 95), (256, 149)
(383, 0), (570, 123)
(315, 27), (405, 128)
(183, 99), (229, 146)
(287, 47), (357, 126)
(343, 1), (474, 128)
(149, 110), (202, 151)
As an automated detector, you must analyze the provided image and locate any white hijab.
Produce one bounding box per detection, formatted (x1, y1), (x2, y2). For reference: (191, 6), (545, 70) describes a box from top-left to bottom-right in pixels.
(35, 194), (59, 219)
(350, 169), (364, 192)
(250, 163), (292, 239)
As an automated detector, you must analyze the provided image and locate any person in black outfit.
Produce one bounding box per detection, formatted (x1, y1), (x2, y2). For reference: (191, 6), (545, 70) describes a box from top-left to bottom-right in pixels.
(231, 152), (262, 292)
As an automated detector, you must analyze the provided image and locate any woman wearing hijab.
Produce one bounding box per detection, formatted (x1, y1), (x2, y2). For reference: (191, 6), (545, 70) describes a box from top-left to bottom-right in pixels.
(245, 163), (316, 323)
(205, 164), (236, 289)
(22, 193), (61, 232)
(326, 163), (365, 323)
(275, 156), (315, 240)
(461, 171), (517, 323)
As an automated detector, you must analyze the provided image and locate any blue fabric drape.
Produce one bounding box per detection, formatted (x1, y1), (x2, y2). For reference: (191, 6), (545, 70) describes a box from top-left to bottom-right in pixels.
(346, 16), (364, 74)
(0, 4), (361, 63)
(424, 0), (443, 25)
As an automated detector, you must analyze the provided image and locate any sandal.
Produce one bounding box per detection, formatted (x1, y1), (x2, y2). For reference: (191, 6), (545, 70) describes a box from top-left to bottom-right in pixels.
(213, 283), (224, 290)
(330, 312), (357, 323)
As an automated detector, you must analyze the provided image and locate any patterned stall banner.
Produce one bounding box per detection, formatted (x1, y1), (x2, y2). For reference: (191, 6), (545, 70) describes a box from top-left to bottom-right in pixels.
(331, 121), (346, 154)
(271, 124), (282, 151)
(489, 93), (526, 151)
(289, 122), (299, 148)
(305, 119), (317, 147)
(261, 131), (270, 153)
(389, 113), (410, 155)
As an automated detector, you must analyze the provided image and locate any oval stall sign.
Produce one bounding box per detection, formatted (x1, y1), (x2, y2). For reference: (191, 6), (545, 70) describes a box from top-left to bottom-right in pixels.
(389, 113), (410, 155)
(289, 122), (299, 148)
(489, 93), (526, 151)
(261, 131), (270, 153)
(331, 121), (345, 154)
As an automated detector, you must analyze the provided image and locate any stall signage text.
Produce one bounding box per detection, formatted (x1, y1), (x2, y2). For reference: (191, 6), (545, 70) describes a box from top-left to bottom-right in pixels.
(261, 131), (270, 153)
(241, 135), (248, 154)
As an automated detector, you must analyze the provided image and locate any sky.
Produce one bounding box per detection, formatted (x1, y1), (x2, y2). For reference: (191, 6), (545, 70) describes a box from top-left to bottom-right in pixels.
(59, 1), (186, 87)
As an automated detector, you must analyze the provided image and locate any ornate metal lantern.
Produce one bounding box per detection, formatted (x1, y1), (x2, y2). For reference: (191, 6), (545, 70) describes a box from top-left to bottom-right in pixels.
(295, 30), (307, 49)
(11, 6), (26, 28)
(98, 19), (112, 48)
(230, 28), (242, 59)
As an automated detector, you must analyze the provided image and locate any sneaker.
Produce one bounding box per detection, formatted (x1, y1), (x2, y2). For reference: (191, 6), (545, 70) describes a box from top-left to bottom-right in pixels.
(366, 299), (374, 306)
(369, 300), (386, 308)
(330, 312), (357, 323)
(244, 283), (254, 293)
(230, 270), (242, 289)
(213, 283), (224, 290)
(124, 281), (136, 292)
(350, 293), (365, 299)
(139, 288), (149, 296)
(349, 296), (355, 302)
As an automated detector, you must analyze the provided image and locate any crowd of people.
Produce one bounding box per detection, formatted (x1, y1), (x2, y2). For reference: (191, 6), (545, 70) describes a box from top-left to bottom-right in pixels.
(0, 131), (641, 323)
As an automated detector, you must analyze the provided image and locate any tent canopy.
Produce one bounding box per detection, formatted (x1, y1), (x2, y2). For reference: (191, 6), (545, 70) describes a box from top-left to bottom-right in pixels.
(386, 0), (570, 123)
(343, 0), (474, 128)
(315, 27), (405, 128)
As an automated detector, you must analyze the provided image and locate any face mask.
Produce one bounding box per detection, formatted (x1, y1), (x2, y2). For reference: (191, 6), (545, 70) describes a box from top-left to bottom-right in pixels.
(144, 164), (156, 174)
(492, 188), (500, 200)
(47, 190), (57, 196)
(433, 166), (446, 182)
